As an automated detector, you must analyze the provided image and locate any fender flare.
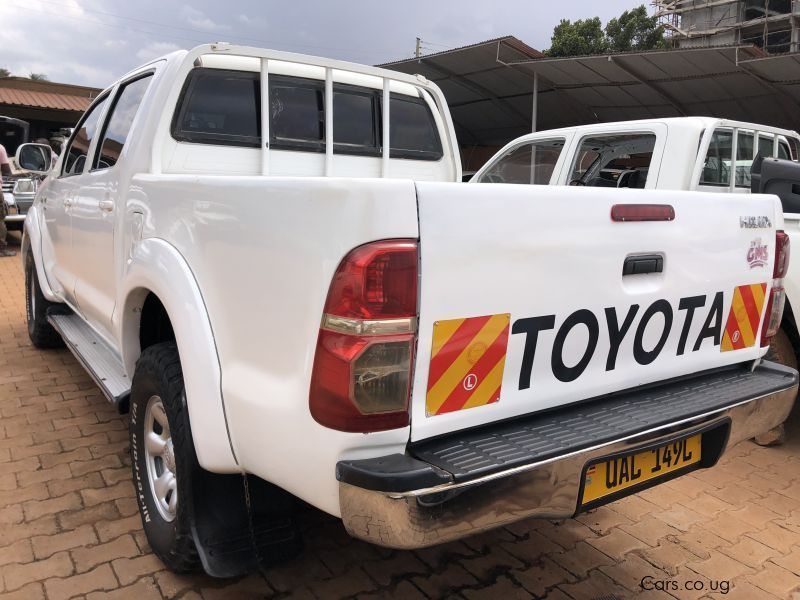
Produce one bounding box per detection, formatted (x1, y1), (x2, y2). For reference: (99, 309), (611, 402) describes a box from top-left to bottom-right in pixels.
(22, 208), (60, 302)
(118, 238), (239, 473)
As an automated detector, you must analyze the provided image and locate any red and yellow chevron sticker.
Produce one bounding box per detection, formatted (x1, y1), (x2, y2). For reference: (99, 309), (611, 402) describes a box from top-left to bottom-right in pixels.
(426, 314), (510, 416)
(721, 283), (767, 352)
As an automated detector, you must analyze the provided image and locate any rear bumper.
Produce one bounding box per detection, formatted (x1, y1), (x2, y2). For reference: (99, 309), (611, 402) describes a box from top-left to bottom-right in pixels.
(338, 361), (798, 549)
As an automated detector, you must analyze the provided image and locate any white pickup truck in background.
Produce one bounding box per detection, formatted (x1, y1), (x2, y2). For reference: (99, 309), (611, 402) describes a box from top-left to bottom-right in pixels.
(18, 46), (799, 577)
(474, 117), (800, 440)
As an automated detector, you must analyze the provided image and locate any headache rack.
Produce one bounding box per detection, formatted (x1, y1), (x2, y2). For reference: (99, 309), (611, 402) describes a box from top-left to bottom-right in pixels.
(158, 43), (460, 181)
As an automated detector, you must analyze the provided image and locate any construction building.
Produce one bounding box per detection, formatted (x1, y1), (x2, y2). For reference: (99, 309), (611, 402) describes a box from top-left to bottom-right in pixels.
(655, 0), (800, 53)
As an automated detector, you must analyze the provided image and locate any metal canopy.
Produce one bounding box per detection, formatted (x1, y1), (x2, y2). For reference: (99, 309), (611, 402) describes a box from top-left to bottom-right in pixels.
(382, 39), (800, 148)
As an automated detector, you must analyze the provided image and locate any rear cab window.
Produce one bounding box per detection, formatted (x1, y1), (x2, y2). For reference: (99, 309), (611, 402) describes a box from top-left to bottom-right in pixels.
(700, 127), (800, 190)
(171, 68), (443, 161)
(569, 133), (656, 189)
(477, 139), (565, 184)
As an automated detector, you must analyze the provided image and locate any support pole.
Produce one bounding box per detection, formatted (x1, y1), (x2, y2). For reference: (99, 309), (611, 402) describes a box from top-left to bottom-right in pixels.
(531, 72), (538, 133)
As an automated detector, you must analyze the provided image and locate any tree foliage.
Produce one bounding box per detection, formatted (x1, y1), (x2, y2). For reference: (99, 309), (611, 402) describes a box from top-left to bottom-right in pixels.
(29, 73), (49, 81)
(547, 5), (665, 57)
(548, 17), (607, 57)
(0, 69), (10, 78)
(605, 5), (666, 52)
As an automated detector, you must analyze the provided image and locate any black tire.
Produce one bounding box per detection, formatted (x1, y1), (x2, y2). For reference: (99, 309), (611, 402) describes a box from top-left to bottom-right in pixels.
(130, 342), (199, 573)
(765, 327), (798, 371)
(25, 252), (64, 348)
(755, 328), (797, 446)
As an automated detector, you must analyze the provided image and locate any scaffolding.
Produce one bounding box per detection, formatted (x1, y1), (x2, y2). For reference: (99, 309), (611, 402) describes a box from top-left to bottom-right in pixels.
(653, 0), (800, 53)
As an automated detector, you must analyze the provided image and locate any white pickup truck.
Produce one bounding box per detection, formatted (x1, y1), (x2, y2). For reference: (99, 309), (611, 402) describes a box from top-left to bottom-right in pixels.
(19, 45), (799, 577)
(473, 117), (800, 441)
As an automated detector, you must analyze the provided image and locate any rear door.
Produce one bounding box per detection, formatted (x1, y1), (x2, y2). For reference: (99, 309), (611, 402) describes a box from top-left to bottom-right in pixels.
(410, 183), (779, 440)
(72, 73), (153, 339)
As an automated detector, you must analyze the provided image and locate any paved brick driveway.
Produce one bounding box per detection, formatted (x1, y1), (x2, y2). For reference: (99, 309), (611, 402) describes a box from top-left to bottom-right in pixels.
(0, 234), (799, 599)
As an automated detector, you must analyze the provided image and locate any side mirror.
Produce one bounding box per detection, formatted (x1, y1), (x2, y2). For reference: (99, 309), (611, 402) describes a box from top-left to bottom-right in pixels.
(16, 143), (52, 174)
(752, 156), (800, 213)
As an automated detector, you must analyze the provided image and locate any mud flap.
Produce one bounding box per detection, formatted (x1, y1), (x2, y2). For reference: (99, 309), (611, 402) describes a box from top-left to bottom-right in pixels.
(190, 469), (302, 578)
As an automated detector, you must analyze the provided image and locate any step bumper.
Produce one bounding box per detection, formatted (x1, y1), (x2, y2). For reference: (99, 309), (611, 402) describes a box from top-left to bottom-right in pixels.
(337, 361), (798, 549)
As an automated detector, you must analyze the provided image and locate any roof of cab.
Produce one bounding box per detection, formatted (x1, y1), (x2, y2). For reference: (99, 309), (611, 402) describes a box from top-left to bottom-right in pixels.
(510, 117), (800, 145)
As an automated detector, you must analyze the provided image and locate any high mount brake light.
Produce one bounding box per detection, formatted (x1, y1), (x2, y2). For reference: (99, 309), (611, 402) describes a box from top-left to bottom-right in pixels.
(762, 230), (789, 348)
(611, 204), (675, 222)
(310, 240), (418, 432)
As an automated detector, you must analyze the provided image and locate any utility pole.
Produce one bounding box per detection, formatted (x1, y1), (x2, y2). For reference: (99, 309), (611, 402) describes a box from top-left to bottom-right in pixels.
(415, 37), (421, 59)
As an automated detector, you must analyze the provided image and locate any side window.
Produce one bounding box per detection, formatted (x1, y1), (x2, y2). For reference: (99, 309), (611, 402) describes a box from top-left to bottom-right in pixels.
(172, 69), (260, 147)
(62, 95), (109, 177)
(387, 94), (443, 160)
(758, 134), (776, 159)
(735, 130), (754, 188)
(569, 133), (656, 188)
(478, 139), (565, 184)
(93, 74), (153, 170)
(701, 129), (733, 186)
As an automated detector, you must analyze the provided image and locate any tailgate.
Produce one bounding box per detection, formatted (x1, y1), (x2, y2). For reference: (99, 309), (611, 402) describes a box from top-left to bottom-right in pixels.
(410, 183), (781, 441)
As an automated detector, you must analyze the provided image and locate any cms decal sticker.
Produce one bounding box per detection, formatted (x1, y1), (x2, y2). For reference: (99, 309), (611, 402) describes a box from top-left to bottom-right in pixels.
(426, 314), (510, 416)
(747, 238), (769, 269)
(721, 283), (767, 351)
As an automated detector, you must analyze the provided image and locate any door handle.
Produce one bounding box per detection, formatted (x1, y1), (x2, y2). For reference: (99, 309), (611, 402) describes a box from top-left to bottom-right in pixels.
(98, 199), (114, 212)
(623, 254), (663, 276)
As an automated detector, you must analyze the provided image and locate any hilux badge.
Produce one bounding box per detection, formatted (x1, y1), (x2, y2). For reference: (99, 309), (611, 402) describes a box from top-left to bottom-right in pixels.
(740, 216), (771, 229)
(747, 238), (768, 269)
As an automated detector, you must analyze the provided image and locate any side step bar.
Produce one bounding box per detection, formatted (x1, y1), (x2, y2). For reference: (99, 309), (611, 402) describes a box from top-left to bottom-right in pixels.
(47, 312), (131, 406)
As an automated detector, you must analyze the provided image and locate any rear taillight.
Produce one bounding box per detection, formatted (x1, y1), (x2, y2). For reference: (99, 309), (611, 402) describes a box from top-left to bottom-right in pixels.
(310, 240), (417, 432)
(762, 231), (789, 347)
(774, 231), (790, 279)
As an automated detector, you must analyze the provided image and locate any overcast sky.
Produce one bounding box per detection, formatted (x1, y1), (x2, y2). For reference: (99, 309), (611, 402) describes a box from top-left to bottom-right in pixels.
(2, 0), (644, 88)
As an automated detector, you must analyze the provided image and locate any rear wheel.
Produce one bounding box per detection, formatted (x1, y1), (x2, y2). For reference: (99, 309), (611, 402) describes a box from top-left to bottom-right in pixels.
(756, 327), (797, 446)
(130, 342), (199, 573)
(25, 252), (63, 348)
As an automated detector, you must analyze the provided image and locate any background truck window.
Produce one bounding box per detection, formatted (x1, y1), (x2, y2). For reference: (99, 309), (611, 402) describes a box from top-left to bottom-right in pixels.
(735, 130), (755, 188)
(93, 74), (153, 170)
(701, 129), (733, 186)
(569, 133), (655, 188)
(62, 95), (109, 177)
(477, 139), (565, 184)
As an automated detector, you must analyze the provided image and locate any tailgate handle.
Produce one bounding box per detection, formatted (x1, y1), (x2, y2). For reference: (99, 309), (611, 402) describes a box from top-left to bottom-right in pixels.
(623, 254), (663, 276)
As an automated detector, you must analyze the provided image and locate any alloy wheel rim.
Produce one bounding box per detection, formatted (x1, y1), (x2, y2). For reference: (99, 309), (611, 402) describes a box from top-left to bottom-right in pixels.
(143, 395), (178, 522)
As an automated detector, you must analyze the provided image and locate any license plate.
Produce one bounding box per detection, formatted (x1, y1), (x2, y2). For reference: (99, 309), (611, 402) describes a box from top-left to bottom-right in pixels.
(581, 434), (702, 506)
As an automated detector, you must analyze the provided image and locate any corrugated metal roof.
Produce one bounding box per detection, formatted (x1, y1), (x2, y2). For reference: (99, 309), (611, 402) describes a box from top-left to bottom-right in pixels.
(382, 41), (800, 147)
(0, 88), (92, 112)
